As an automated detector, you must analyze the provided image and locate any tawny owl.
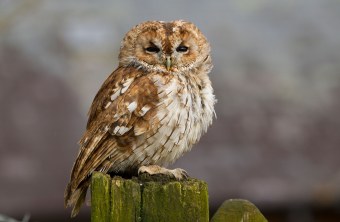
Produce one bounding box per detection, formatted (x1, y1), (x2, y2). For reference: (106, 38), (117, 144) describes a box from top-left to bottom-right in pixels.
(64, 20), (216, 217)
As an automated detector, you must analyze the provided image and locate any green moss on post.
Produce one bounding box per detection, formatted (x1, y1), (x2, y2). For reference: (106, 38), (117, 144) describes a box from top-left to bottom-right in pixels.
(141, 179), (209, 222)
(110, 177), (141, 222)
(91, 172), (209, 222)
(210, 199), (268, 222)
(91, 172), (111, 222)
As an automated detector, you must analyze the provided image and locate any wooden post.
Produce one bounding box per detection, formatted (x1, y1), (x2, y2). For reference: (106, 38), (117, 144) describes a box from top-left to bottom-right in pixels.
(110, 176), (141, 222)
(140, 174), (209, 222)
(91, 172), (209, 222)
(91, 172), (111, 222)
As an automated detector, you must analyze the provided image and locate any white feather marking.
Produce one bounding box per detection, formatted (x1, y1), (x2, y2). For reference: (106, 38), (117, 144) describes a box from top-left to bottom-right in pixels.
(127, 101), (137, 112)
(110, 90), (120, 101)
(113, 126), (119, 134)
(117, 126), (131, 135)
(112, 126), (132, 135)
(105, 101), (112, 109)
(139, 105), (151, 116)
(121, 78), (134, 94)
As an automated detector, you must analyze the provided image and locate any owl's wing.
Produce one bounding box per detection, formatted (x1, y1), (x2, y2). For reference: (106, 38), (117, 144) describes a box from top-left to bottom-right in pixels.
(65, 67), (159, 216)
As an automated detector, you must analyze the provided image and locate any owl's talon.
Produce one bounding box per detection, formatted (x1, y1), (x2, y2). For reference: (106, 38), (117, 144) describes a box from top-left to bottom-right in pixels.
(170, 168), (189, 180)
(138, 165), (189, 180)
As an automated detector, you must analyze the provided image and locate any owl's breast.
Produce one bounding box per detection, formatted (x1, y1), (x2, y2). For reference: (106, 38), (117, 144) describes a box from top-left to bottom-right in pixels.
(132, 72), (215, 166)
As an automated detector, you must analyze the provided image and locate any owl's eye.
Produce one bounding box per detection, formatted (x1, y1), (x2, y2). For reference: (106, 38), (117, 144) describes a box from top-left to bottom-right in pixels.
(145, 46), (160, 53)
(176, 45), (189, 53)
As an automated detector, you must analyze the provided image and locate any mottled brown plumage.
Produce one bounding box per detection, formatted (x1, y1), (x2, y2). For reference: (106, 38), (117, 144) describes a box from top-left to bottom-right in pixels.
(64, 20), (216, 217)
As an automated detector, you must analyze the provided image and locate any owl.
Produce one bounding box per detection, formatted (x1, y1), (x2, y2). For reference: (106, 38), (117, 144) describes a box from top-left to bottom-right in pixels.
(64, 20), (216, 217)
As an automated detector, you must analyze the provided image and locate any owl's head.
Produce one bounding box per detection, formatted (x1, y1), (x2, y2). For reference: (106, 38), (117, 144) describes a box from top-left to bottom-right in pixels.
(118, 20), (211, 73)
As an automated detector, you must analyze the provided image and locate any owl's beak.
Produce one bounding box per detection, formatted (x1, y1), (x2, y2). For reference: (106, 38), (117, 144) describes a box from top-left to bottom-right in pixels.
(165, 56), (172, 71)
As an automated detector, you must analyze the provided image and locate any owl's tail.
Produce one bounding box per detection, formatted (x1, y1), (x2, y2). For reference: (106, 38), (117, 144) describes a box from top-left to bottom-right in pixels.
(64, 128), (115, 217)
(64, 179), (90, 217)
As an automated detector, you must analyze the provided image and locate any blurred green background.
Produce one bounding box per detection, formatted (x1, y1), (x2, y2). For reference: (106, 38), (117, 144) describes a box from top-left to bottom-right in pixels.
(1, 1), (340, 221)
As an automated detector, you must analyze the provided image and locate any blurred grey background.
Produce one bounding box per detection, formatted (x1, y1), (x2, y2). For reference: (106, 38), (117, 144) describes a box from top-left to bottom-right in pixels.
(1, 1), (340, 221)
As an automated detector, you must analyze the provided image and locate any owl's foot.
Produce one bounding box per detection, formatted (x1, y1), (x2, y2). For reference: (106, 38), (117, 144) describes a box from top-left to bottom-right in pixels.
(138, 165), (189, 180)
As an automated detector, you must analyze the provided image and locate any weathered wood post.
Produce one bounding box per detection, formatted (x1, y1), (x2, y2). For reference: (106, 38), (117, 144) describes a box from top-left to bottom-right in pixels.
(91, 172), (209, 222)
(91, 172), (111, 222)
